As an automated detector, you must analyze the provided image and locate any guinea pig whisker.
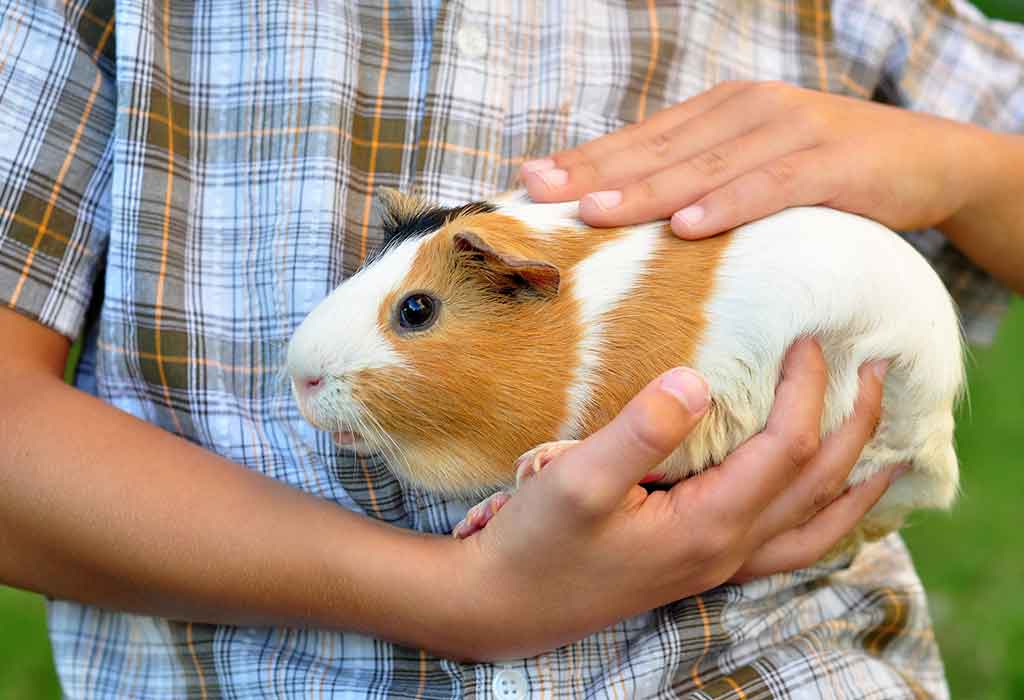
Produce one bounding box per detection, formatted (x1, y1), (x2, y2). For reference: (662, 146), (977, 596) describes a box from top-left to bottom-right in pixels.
(348, 395), (415, 477)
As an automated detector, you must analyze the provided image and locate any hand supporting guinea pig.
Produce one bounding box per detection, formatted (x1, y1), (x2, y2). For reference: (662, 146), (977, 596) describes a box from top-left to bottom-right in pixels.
(450, 340), (903, 661)
(520, 81), (1024, 293)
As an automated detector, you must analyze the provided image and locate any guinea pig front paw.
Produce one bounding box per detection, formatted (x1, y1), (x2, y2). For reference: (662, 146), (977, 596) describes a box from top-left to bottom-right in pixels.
(512, 440), (581, 487)
(451, 441), (581, 540)
(452, 490), (512, 539)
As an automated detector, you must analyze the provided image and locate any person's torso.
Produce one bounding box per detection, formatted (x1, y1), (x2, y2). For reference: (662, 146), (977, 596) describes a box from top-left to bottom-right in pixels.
(54, 2), (952, 697)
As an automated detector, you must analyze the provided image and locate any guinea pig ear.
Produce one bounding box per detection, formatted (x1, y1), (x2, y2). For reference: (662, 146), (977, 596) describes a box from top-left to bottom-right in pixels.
(376, 187), (429, 228)
(453, 231), (561, 298)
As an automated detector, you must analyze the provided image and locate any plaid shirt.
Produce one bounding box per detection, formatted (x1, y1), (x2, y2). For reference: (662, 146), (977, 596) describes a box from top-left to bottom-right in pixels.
(2, 0), (1021, 698)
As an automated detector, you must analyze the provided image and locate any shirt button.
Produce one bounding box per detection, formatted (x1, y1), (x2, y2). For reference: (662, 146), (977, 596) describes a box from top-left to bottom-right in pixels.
(456, 24), (488, 59)
(492, 668), (528, 699)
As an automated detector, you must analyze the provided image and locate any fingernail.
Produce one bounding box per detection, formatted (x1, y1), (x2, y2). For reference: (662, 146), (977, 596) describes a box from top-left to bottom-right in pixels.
(672, 205), (705, 228)
(535, 168), (569, 188)
(521, 158), (555, 175)
(660, 368), (710, 414)
(890, 463), (911, 483)
(871, 359), (891, 381)
(585, 190), (622, 211)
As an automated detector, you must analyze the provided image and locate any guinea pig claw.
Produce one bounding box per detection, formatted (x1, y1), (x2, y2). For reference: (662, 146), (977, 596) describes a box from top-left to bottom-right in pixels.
(513, 440), (581, 487)
(452, 490), (512, 539)
(452, 441), (581, 539)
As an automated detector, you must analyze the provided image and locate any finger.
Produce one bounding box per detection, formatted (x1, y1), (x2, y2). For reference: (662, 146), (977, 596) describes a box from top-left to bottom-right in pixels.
(554, 95), (773, 207)
(668, 147), (841, 238)
(521, 81), (752, 201)
(576, 122), (817, 228)
(681, 338), (826, 520)
(730, 462), (905, 581)
(551, 367), (710, 517)
(745, 359), (888, 543)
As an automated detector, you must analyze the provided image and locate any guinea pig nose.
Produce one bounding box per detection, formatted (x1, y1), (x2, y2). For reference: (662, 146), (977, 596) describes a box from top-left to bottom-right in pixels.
(299, 375), (324, 394)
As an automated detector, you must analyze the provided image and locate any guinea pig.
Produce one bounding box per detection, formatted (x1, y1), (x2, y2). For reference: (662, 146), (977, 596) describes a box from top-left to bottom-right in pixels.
(286, 188), (963, 544)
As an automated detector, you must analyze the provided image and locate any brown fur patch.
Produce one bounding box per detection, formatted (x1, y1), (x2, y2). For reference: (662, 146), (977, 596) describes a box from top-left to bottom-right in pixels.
(577, 231), (732, 437)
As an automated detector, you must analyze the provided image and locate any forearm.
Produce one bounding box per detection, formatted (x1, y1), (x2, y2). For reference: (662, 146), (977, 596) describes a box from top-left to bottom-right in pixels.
(941, 130), (1024, 293)
(0, 337), (470, 653)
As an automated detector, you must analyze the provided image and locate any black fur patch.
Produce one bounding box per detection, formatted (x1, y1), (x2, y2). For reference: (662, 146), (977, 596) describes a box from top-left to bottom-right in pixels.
(369, 198), (497, 263)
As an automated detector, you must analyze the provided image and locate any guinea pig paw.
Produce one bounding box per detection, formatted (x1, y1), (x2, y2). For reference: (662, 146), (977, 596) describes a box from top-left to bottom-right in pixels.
(452, 490), (512, 539)
(513, 440), (581, 487)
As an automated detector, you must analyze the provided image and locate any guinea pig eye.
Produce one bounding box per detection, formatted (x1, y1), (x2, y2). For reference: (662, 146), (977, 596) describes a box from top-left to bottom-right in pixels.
(397, 293), (439, 331)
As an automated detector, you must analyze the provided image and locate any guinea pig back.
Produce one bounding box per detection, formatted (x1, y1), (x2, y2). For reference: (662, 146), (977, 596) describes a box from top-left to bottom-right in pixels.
(287, 189), (963, 538)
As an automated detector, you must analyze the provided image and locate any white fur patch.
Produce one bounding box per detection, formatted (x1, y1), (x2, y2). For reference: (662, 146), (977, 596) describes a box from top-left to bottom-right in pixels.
(287, 236), (428, 421)
(495, 189), (585, 234)
(558, 223), (663, 438)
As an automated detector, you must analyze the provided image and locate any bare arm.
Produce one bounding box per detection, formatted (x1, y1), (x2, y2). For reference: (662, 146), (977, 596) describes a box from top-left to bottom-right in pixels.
(939, 130), (1024, 292)
(0, 305), (462, 647)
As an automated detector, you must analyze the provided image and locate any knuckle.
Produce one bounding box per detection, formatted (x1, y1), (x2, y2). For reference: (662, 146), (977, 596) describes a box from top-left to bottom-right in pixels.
(762, 158), (800, 191)
(710, 181), (742, 212)
(641, 131), (675, 160)
(787, 430), (820, 467)
(629, 177), (660, 203)
(552, 150), (580, 169)
(811, 478), (847, 512)
(794, 104), (828, 133)
(551, 467), (601, 514)
(753, 80), (793, 105)
(567, 158), (602, 186)
(697, 526), (742, 560)
(689, 149), (730, 178)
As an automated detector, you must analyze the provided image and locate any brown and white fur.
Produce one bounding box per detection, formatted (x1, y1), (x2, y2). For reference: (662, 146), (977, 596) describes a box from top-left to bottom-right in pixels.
(287, 189), (963, 546)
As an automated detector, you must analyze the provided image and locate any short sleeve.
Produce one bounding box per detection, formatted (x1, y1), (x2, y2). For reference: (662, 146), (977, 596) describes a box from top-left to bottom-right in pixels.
(876, 0), (1024, 131)
(0, 1), (116, 340)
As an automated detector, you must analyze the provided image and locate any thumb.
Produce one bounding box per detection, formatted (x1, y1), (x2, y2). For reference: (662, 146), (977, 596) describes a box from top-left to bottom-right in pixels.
(554, 367), (711, 515)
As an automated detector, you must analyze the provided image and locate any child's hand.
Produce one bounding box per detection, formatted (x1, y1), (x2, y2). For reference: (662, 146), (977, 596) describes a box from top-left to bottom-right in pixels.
(450, 339), (900, 661)
(521, 81), (986, 239)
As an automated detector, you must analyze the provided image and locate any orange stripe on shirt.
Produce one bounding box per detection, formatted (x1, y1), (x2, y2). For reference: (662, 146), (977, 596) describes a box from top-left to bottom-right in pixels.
(690, 594), (711, 689)
(723, 675), (749, 699)
(813, 0), (830, 90)
(636, 0), (660, 122)
(358, 3), (392, 262)
(152, 0), (186, 439)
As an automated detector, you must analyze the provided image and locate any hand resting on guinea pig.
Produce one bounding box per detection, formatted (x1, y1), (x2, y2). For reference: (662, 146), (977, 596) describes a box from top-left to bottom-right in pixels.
(287, 189), (963, 552)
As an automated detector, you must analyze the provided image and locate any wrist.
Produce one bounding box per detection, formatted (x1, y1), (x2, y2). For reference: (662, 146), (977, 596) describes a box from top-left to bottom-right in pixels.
(937, 128), (1024, 291)
(947, 125), (1001, 215)
(318, 517), (487, 658)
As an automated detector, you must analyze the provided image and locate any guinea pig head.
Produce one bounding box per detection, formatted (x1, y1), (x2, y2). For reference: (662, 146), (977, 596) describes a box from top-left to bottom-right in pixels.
(286, 191), (581, 495)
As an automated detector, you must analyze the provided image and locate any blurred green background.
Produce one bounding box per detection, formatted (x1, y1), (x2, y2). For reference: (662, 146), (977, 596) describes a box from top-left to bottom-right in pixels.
(2, 2), (1022, 698)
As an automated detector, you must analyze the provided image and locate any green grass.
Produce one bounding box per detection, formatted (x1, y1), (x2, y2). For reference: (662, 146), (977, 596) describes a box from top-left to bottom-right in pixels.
(975, 0), (1024, 22)
(903, 297), (1024, 700)
(0, 587), (61, 699)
